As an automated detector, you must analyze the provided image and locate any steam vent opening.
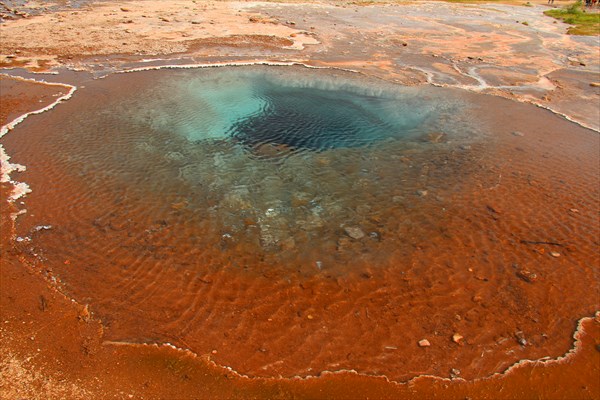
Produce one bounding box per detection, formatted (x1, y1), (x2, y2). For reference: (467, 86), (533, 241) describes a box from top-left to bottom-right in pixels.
(5, 65), (598, 382)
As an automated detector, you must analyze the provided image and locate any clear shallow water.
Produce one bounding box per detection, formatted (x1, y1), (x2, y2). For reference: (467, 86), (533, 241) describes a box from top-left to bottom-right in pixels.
(96, 67), (482, 256)
(142, 68), (457, 151)
(6, 65), (598, 381)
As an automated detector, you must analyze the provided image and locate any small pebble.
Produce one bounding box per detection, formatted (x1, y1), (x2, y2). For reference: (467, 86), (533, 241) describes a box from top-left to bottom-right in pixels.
(515, 331), (527, 346)
(512, 131), (525, 137)
(516, 269), (538, 283)
(418, 339), (431, 347)
(452, 333), (464, 344)
(369, 231), (380, 240)
(550, 252), (560, 258)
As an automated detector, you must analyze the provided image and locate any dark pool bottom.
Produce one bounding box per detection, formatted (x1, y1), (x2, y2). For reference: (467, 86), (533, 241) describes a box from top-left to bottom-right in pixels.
(3, 66), (599, 381)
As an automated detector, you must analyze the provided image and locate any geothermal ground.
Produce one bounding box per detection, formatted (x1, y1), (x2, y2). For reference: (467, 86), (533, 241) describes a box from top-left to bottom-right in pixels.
(0, 1), (599, 399)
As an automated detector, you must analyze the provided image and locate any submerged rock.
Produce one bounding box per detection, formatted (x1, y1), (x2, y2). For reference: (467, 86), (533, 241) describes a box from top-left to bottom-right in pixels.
(258, 202), (291, 251)
(305, 213), (325, 229)
(425, 132), (448, 143)
(516, 269), (538, 283)
(515, 331), (528, 346)
(221, 187), (252, 210)
(291, 191), (312, 207)
(344, 226), (365, 240)
(165, 151), (185, 162)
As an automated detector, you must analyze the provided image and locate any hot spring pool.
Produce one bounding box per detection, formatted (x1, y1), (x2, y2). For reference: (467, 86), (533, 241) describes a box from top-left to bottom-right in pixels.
(5, 65), (597, 381)
(54, 66), (483, 257)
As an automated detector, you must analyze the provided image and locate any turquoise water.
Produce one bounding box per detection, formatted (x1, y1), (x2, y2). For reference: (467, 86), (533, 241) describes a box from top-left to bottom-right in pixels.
(138, 68), (468, 155)
(22, 66), (484, 260)
(101, 67), (481, 255)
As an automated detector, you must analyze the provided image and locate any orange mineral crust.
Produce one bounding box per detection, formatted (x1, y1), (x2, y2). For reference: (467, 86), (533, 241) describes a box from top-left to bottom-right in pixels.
(0, 75), (70, 126)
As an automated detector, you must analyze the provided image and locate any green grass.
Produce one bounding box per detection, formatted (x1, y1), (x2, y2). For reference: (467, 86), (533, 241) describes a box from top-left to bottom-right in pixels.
(544, 1), (600, 35)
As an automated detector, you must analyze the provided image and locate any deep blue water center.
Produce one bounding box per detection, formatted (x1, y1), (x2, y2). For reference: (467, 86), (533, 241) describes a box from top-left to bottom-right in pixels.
(146, 68), (461, 155)
(232, 85), (405, 151)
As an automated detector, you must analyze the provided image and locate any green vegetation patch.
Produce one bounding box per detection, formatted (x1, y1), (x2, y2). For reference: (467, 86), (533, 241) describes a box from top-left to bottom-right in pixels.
(544, 1), (600, 35)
